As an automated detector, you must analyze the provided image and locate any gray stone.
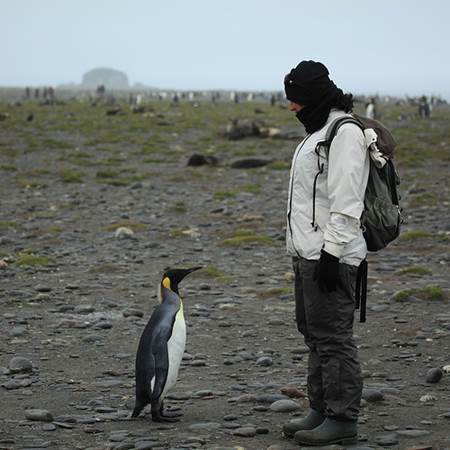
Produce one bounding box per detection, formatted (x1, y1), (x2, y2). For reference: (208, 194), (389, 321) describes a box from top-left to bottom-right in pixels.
(94, 379), (124, 388)
(375, 433), (399, 446)
(82, 334), (103, 343)
(134, 441), (159, 450)
(233, 426), (256, 437)
(53, 421), (74, 429)
(123, 308), (144, 318)
(256, 356), (273, 366)
(10, 326), (27, 337)
(35, 284), (52, 292)
(395, 429), (431, 437)
(426, 367), (443, 383)
(269, 399), (300, 412)
(362, 388), (384, 402)
(74, 305), (96, 314)
(166, 391), (191, 400)
(256, 393), (288, 404)
(9, 356), (33, 373)
(191, 359), (207, 367)
(192, 389), (214, 398)
(2, 379), (23, 390)
(25, 409), (54, 422)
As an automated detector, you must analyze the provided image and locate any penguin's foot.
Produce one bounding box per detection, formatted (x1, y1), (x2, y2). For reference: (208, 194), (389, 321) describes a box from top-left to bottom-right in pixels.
(161, 410), (183, 418)
(151, 413), (180, 423)
(130, 405), (144, 419)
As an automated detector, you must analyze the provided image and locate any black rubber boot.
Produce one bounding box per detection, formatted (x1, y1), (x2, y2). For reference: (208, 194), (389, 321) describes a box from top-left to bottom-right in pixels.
(282, 409), (325, 438)
(293, 417), (357, 446)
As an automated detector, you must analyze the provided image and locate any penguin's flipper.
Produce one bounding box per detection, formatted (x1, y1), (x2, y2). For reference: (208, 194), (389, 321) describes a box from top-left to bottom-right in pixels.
(150, 330), (170, 402)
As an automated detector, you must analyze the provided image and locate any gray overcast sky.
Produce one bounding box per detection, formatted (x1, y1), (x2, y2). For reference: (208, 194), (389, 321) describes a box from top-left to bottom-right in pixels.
(2, 0), (450, 98)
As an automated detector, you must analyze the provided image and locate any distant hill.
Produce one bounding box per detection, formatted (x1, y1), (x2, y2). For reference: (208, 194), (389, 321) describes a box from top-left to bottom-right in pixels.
(81, 67), (129, 89)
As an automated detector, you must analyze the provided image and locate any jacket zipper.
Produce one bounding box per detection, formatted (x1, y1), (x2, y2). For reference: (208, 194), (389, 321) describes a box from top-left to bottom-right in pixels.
(287, 134), (311, 255)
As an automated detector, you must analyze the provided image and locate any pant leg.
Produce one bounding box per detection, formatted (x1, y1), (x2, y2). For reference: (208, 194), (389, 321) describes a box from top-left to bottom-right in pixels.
(293, 257), (324, 413)
(299, 258), (362, 422)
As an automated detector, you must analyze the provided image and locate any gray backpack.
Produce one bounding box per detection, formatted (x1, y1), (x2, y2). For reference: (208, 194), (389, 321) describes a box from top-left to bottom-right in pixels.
(321, 114), (402, 252)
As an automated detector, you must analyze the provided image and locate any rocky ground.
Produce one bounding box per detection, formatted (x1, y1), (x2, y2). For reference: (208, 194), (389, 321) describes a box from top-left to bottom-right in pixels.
(0, 97), (449, 450)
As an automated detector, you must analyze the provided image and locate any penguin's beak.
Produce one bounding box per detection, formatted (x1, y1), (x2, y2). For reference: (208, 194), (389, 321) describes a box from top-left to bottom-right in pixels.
(181, 266), (203, 278)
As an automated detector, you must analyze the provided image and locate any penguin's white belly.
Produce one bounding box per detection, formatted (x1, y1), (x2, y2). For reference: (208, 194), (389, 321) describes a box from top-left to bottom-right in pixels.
(161, 307), (186, 397)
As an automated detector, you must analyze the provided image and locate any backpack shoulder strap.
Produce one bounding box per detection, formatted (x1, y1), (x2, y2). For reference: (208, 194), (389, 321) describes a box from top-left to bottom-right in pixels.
(323, 115), (365, 148)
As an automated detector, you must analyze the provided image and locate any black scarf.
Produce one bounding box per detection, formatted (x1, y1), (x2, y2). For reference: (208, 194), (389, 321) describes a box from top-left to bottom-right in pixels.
(295, 87), (341, 134)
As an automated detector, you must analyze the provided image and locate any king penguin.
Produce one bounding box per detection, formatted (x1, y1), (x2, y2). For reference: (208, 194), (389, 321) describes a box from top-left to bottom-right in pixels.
(131, 266), (202, 421)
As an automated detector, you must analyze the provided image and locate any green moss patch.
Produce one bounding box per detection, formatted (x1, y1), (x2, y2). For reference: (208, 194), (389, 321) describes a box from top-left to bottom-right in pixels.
(400, 230), (433, 241)
(219, 229), (274, 247)
(397, 265), (432, 276)
(60, 170), (83, 183)
(15, 252), (54, 267)
(418, 284), (445, 300)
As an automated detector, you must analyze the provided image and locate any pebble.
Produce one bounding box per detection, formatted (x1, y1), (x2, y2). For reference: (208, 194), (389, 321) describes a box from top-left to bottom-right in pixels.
(94, 379), (124, 388)
(9, 356), (33, 373)
(35, 284), (52, 292)
(256, 394), (288, 404)
(375, 433), (399, 446)
(122, 308), (144, 318)
(25, 409), (54, 422)
(2, 379), (24, 390)
(10, 326), (27, 337)
(425, 367), (443, 383)
(74, 305), (96, 314)
(256, 356), (273, 366)
(362, 388), (384, 402)
(269, 399), (299, 412)
(419, 394), (437, 402)
(167, 392), (191, 401)
(191, 359), (207, 367)
(396, 429), (431, 437)
(233, 426), (256, 437)
(384, 424), (399, 431)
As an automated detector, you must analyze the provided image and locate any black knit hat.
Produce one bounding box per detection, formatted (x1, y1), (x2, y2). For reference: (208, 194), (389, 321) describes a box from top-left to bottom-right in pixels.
(284, 60), (332, 106)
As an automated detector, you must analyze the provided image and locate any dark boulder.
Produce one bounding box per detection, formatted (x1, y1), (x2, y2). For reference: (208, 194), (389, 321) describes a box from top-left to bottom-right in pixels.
(187, 154), (219, 167)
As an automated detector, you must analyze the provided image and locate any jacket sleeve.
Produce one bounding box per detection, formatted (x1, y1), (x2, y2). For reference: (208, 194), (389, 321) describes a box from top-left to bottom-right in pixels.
(323, 123), (369, 258)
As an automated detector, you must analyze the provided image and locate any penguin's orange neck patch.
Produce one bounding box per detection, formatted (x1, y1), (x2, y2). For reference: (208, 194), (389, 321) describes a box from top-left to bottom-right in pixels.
(162, 277), (171, 289)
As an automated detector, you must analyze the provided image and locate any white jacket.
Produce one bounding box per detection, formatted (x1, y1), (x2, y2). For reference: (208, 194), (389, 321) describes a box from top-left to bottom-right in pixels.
(286, 110), (370, 266)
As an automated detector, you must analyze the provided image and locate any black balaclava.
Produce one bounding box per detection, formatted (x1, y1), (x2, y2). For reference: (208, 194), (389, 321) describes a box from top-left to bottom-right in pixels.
(284, 60), (343, 134)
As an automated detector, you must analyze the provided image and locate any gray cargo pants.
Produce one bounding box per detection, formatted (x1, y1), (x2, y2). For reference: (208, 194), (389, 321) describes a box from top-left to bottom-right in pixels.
(293, 256), (362, 422)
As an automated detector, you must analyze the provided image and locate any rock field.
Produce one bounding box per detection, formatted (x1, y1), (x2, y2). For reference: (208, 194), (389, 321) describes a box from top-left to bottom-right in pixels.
(0, 97), (449, 449)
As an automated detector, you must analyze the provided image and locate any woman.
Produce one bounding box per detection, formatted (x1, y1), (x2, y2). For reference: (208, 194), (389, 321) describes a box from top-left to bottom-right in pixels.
(283, 60), (369, 446)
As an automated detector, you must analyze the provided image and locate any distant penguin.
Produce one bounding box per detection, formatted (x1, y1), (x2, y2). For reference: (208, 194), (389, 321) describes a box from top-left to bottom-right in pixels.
(131, 266), (202, 421)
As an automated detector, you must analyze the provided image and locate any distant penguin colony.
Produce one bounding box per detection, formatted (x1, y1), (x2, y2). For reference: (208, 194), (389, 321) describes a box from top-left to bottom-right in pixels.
(131, 267), (202, 421)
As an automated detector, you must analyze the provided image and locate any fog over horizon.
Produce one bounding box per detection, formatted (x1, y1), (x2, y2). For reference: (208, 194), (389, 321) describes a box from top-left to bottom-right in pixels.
(2, 0), (449, 99)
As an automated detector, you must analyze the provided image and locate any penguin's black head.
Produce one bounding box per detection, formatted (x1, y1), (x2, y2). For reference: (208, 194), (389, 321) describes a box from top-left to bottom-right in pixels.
(161, 266), (202, 295)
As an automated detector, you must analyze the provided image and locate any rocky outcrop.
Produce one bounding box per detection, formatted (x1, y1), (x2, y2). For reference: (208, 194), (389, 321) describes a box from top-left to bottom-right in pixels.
(81, 67), (129, 90)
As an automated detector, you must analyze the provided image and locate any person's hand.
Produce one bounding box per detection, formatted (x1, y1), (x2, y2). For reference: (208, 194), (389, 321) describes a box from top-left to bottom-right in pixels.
(314, 249), (340, 292)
